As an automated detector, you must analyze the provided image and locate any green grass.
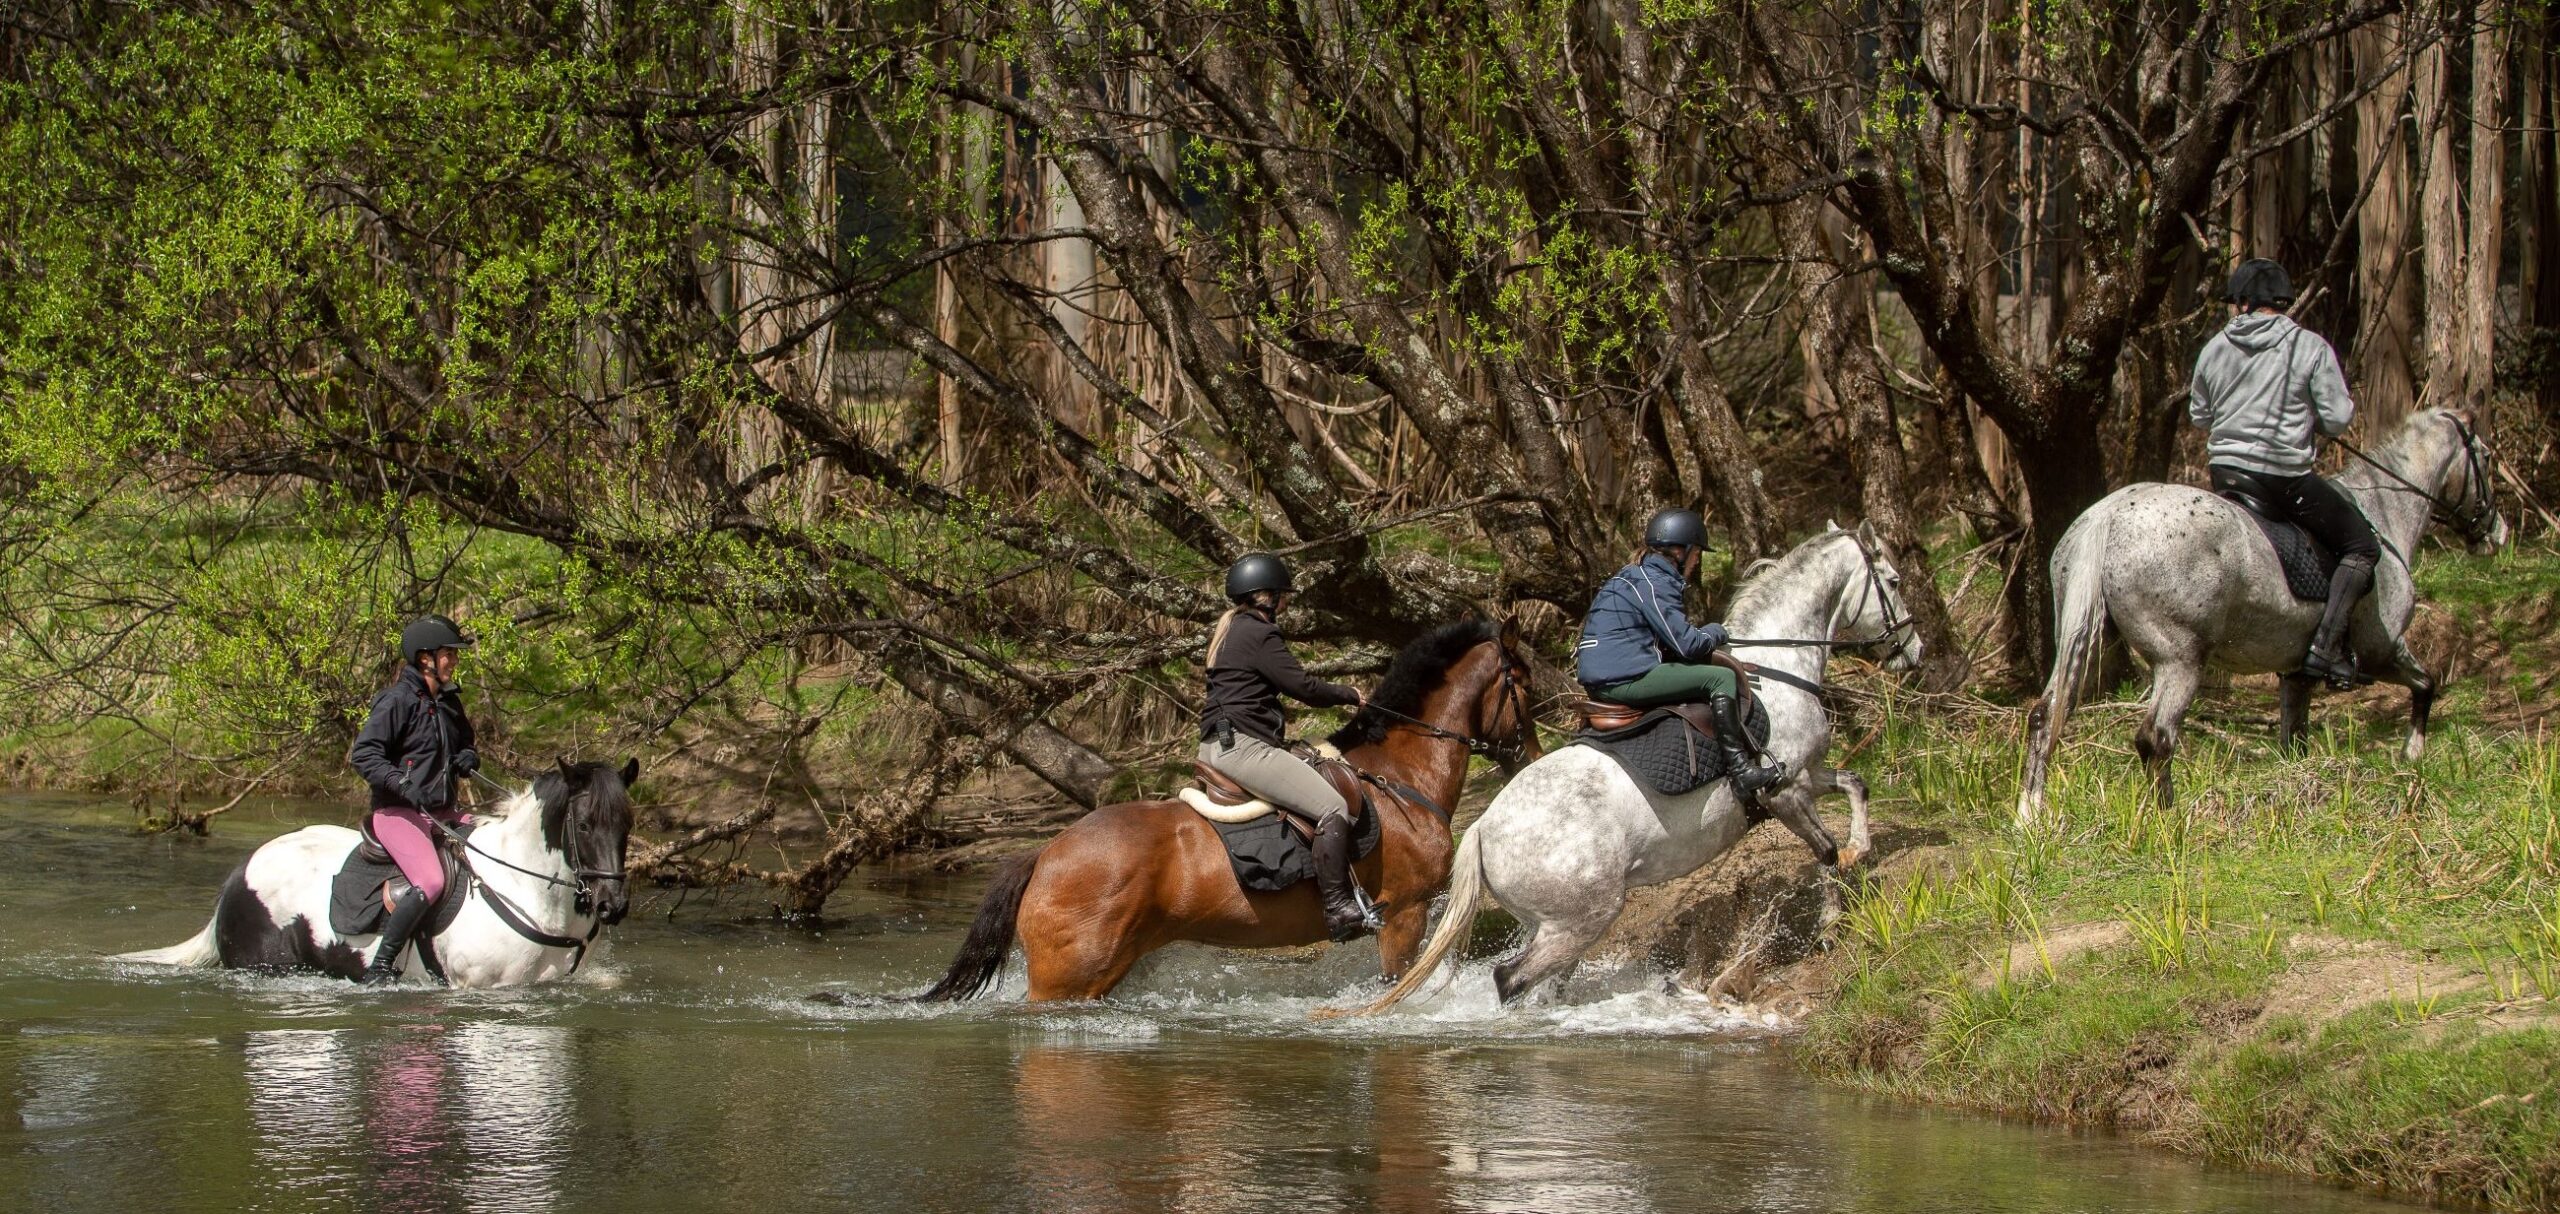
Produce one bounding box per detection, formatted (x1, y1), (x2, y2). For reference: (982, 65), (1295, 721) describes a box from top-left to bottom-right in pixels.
(1802, 542), (2560, 1210)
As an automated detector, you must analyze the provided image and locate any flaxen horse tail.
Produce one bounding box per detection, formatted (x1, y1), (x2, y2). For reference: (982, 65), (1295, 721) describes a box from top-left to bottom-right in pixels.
(917, 850), (1040, 1001)
(1336, 827), (1486, 1017)
(2019, 506), (2115, 823)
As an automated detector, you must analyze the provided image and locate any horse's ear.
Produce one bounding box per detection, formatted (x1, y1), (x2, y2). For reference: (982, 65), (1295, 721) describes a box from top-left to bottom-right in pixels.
(1824, 517), (1842, 533)
(2449, 406), (2476, 425)
(1857, 519), (1881, 547)
(1497, 611), (1522, 648)
(620, 758), (641, 789)
(555, 757), (575, 781)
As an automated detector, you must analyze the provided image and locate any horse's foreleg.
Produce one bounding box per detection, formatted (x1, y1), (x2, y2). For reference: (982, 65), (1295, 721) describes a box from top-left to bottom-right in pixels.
(2380, 643), (2438, 762)
(1761, 781), (1841, 869)
(2136, 662), (2203, 812)
(1376, 900), (1431, 982)
(1824, 767), (1873, 869)
(2276, 674), (2315, 755)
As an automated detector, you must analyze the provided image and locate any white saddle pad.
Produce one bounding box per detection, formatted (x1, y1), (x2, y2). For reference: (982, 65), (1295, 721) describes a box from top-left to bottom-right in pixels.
(1177, 786), (1275, 823)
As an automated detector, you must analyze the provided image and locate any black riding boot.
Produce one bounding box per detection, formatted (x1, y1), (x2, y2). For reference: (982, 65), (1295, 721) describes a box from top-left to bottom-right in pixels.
(2301, 554), (2376, 691)
(1311, 811), (1380, 942)
(1708, 694), (1787, 805)
(359, 886), (433, 986)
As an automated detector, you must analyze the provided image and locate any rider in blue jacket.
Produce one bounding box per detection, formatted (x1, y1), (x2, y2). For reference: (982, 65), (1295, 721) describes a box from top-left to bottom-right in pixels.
(1577, 509), (1785, 805)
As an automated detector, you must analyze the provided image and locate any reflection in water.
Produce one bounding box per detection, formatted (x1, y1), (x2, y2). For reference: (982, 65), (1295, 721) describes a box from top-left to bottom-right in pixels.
(241, 1023), (573, 1214)
(245, 1029), (362, 1204)
(453, 1023), (574, 1214)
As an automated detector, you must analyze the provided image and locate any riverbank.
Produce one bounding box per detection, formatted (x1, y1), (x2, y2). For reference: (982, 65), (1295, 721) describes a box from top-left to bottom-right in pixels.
(1767, 543), (2560, 1211)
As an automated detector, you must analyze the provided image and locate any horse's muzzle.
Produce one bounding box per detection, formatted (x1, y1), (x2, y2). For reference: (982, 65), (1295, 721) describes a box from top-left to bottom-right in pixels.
(595, 879), (631, 925)
(2469, 512), (2511, 557)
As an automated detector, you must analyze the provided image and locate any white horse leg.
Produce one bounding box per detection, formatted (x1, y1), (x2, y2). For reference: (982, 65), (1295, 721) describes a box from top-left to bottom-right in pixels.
(1493, 905), (1620, 1005)
(1825, 768), (1873, 868)
(1760, 778), (1841, 868)
(2136, 660), (2203, 811)
(2378, 641), (2438, 762)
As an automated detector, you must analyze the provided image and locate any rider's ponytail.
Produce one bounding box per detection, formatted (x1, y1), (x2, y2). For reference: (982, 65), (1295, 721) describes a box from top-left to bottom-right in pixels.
(1207, 606), (1244, 669)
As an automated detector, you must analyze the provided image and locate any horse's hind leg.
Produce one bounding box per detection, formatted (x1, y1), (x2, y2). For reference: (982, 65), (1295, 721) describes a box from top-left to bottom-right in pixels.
(2135, 661), (2203, 811)
(2276, 674), (2316, 755)
(1492, 908), (1618, 1005)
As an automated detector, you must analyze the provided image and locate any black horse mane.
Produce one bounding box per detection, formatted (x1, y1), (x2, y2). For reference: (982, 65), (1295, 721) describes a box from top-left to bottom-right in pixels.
(531, 760), (635, 853)
(1326, 619), (1500, 751)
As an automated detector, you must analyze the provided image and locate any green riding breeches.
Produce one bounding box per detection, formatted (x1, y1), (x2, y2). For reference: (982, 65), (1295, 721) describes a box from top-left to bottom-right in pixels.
(1588, 661), (1739, 708)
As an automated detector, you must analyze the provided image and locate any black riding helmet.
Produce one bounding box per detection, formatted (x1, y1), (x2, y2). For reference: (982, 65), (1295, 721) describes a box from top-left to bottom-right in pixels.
(2224, 258), (2295, 309)
(1644, 508), (1709, 551)
(399, 615), (476, 664)
(1223, 554), (1295, 603)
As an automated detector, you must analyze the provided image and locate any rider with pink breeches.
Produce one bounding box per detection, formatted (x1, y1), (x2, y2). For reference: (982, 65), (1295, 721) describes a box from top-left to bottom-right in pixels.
(346, 615), (481, 984)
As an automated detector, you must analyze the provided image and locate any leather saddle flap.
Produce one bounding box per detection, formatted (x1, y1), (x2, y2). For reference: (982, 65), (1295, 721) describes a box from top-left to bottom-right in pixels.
(1192, 761), (1257, 805)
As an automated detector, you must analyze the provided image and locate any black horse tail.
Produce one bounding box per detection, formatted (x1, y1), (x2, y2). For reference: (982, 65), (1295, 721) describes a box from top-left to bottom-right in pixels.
(916, 850), (1038, 1001)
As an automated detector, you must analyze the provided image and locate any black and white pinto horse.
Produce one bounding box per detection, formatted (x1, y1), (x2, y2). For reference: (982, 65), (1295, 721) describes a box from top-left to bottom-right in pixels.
(2020, 409), (2508, 822)
(120, 759), (638, 988)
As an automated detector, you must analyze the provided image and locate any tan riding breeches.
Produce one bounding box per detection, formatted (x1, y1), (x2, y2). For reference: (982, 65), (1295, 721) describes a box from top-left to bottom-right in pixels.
(1198, 735), (1351, 821)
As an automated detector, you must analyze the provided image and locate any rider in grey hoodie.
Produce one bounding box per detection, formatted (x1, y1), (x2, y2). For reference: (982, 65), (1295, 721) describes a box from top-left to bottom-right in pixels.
(2189, 258), (2381, 688)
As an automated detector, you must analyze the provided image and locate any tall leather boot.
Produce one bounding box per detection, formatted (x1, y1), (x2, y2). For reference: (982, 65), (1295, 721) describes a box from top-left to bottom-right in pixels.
(2301, 554), (2375, 691)
(359, 886), (433, 985)
(1708, 694), (1787, 805)
(1310, 812), (1381, 942)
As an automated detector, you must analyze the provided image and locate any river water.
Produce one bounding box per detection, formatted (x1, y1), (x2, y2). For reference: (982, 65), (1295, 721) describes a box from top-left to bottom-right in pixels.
(2, 792), (2418, 1213)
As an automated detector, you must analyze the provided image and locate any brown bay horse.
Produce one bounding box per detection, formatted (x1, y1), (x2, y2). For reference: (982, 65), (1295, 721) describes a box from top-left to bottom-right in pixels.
(921, 619), (1539, 1002)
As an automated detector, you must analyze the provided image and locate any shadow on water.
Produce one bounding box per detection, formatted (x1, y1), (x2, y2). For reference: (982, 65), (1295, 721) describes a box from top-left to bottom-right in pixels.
(3, 793), (2422, 1213)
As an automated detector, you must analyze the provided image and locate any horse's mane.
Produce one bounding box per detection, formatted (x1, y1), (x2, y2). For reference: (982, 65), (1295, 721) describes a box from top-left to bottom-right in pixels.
(1327, 618), (1500, 751)
(2339, 408), (2459, 490)
(1725, 530), (1856, 625)
(530, 760), (635, 850)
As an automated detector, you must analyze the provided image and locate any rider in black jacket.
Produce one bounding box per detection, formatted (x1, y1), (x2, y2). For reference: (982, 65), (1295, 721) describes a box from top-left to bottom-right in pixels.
(346, 615), (482, 984)
(1197, 555), (1376, 941)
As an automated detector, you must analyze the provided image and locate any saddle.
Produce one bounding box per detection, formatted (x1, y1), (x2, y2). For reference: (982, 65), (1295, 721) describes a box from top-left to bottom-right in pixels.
(1570, 657), (1774, 800)
(1183, 748), (1384, 894)
(2219, 488), (2336, 602)
(327, 820), (471, 938)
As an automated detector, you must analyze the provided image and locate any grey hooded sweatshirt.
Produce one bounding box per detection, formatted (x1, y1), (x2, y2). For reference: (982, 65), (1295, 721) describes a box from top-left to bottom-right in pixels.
(2188, 312), (2355, 476)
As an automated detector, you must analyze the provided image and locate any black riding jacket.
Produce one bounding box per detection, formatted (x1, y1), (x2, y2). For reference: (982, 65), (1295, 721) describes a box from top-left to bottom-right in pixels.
(348, 665), (477, 813)
(1201, 608), (1360, 746)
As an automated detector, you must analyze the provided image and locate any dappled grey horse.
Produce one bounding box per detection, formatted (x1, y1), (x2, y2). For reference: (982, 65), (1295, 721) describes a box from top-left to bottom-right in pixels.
(1349, 524), (1924, 1011)
(2018, 409), (2507, 824)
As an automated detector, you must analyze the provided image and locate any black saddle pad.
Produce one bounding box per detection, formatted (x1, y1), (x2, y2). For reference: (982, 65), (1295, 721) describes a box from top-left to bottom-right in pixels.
(327, 825), (473, 937)
(1574, 697), (1773, 796)
(1210, 798), (1382, 894)
(2223, 493), (2334, 601)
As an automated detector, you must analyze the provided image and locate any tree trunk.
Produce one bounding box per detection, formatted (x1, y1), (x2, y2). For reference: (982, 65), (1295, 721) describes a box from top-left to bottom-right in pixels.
(1779, 200), (1971, 689)
(2415, 27), (2465, 408)
(2352, 20), (2421, 428)
(2459, 12), (2511, 411)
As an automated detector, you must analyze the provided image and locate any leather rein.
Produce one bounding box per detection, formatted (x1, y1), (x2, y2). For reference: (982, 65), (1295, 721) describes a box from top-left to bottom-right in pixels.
(1349, 643), (1536, 820)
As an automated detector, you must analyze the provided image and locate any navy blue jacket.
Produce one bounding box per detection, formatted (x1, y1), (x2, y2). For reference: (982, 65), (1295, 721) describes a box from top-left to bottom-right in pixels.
(1576, 553), (1728, 688)
(348, 665), (476, 813)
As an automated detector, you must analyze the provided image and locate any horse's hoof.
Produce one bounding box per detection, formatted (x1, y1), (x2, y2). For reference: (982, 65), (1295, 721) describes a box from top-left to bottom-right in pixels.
(1835, 844), (1866, 870)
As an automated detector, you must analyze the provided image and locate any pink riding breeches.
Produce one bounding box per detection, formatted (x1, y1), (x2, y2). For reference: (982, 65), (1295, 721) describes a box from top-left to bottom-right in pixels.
(369, 806), (467, 903)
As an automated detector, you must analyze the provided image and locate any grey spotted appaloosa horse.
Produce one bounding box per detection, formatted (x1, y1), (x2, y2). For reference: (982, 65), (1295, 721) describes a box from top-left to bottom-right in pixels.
(1348, 524), (1924, 1012)
(2018, 409), (2507, 824)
